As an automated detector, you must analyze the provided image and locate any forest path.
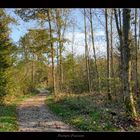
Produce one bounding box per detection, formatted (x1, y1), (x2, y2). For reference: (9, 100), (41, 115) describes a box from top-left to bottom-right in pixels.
(17, 91), (76, 132)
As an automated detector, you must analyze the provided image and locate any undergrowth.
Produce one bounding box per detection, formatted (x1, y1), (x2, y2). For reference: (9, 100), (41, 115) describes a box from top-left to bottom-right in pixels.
(46, 93), (119, 131)
(0, 91), (37, 132)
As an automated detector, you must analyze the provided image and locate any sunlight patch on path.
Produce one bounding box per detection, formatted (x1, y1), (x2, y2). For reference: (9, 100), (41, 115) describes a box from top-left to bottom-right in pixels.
(17, 93), (76, 132)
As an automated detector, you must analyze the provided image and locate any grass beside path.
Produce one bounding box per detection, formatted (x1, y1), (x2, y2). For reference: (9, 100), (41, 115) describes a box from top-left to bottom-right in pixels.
(46, 93), (118, 131)
(46, 93), (138, 132)
(0, 92), (37, 132)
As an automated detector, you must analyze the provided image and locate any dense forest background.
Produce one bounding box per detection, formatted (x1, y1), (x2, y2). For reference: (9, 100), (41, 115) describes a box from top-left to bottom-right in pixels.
(1, 8), (140, 131)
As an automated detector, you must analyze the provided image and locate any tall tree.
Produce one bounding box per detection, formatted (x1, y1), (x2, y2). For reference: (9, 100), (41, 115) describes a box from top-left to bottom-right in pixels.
(71, 24), (75, 85)
(105, 9), (112, 100)
(84, 9), (91, 93)
(55, 9), (63, 91)
(123, 8), (137, 118)
(47, 9), (56, 94)
(110, 9), (116, 95)
(54, 9), (70, 91)
(0, 9), (15, 102)
(138, 9), (140, 49)
(114, 8), (124, 97)
(134, 8), (139, 96)
(89, 8), (100, 92)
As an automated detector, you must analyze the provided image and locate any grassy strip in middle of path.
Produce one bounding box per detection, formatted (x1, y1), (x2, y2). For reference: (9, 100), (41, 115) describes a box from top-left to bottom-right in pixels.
(0, 92), (37, 132)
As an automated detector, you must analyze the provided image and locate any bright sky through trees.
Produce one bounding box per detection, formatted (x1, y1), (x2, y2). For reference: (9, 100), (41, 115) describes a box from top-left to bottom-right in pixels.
(6, 8), (108, 57)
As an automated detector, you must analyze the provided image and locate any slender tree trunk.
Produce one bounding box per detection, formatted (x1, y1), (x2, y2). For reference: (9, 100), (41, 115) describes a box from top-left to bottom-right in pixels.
(47, 9), (56, 94)
(55, 9), (65, 91)
(89, 8), (100, 92)
(114, 8), (124, 99)
(23, 45), (29, 81)
(118, 8), (122, 30)
(60, 43), (64, 85)
(138, 9), (140, 49)
(123, 8), (137, 118)
(72, 24), (75, 84)
(56, 42), (59, 90)
(57, 9), (63, 91)
(110, 9), (116, 95)
(84, 9), (92, 93)
(31, 54), (35, 84)
(56, 42), (59, 72)
(31, 60), (34, 83)
(134, 8), (139, 96)
(105, 9), (112, 100)
(58, 30), (63, 90)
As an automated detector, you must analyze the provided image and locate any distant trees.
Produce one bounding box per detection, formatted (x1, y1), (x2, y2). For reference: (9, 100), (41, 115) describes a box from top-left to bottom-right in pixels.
(19, 29), (50, 85)
(4, 29), (50, 101)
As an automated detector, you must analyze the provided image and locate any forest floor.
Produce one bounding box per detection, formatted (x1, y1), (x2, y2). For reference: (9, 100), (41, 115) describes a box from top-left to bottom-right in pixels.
(46, 92), (140, 132)
(17, 92), (77, 132)
(0, 93), (36, 131)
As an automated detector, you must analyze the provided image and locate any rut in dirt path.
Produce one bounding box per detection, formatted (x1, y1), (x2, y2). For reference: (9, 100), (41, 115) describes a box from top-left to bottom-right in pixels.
(17, 92), (76, 132)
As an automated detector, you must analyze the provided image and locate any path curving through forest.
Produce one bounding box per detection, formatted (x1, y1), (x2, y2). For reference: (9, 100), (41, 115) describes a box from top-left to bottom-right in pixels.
(17, 92), (76, 132)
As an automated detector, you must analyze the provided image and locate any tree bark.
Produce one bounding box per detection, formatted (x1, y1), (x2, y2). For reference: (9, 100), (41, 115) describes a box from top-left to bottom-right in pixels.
(47, 9), (56, 94)
(89, 8), (100, 92)
(138, 9), (140, 49)
(134, 8), (139, 96)
(84, 9), (92, 93)
(105, 9), (112, 100)
(110, 9), (116, 95)
(72, 24), (75, 84)
(31, 55), (34, 83)
(114, 8), (124, 99)
(123, 8), (137, 118)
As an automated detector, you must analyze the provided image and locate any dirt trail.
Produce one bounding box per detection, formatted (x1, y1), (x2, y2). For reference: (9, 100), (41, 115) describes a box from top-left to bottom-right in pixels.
(17, 92), (76, 132)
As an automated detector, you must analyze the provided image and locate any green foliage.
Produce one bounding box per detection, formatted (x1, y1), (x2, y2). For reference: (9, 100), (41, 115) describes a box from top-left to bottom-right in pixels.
(4, 60), (48, 103)
(46, 94), (118, 131)
(19, 29), (51, 58)
(0, 92), (36, 131)
(0, 104), (17, 131)
(2, 27), (51, 103)
(62, 54), (89, 93)
(0, 9), (16, 102)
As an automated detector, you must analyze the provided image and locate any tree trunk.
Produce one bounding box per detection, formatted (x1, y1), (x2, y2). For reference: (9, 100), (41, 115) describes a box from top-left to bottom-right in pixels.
(123, 8), (137, 118)
(31, 56), (34, 83)
(134, 8), (139, 96)
(58, 29), (63, 91)
(47, 9), (56, 94)
(138, 9), (140, 49)
(105, 9), (112, 100)
(84, 9), (92, 93)
(114, 8), (124, 99)
(55, 9), (65, 91)
(56, 41), (59, 90)
(72, 24), (75, 85)
(89, 8), (100, 93)
(110, 9), (116, 95)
